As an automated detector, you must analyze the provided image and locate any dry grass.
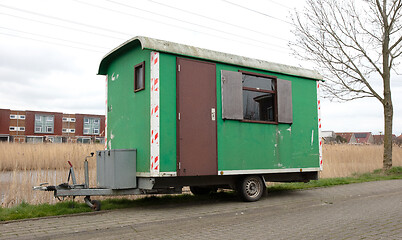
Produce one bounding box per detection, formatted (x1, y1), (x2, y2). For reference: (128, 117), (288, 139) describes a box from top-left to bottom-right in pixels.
(0, 143), (103, 207)
(0, 143), (103, 171)
(320, 144), (402, 178)
(1, 143), (402, 207)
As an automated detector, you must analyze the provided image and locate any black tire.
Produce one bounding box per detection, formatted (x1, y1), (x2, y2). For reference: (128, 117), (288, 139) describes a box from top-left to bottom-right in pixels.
(237, 175), (265, 202)
(91, 200), (101, 211)
(190, 186), (218, 195)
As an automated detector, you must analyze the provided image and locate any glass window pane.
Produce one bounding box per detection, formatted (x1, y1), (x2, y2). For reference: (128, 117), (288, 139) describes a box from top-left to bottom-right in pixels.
(242, 74), (275, 91)
(243, 90), (275, 121)
(135, 65), (144, 90)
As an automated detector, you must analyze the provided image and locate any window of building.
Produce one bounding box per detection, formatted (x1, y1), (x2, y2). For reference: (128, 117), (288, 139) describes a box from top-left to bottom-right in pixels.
(62, 128), (67, 133)
(77, 137), (91, 144)
(95, 137), (105, 144)
(83, 117), (101, 135)
(241, 72), (277, 123)
(19, 127), (25, 131)
(134, 61), (145, 92)
(9, 126), (16, 131)
(35, 114), (54, 133)
(11, 114), (26, 120)
(26, 136), (44, 144)
(93, 128), (99, 134)
(63, 117), (76, 122)
(70, 129), (75, 133)
(220, 70), (293, 124)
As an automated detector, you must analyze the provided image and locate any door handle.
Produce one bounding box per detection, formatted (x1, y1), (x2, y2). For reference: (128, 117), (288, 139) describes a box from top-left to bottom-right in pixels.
(211, 108), (216, 121)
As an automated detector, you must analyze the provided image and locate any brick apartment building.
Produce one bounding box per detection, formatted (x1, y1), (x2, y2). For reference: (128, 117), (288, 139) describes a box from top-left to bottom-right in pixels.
(0, 108), (105, 143)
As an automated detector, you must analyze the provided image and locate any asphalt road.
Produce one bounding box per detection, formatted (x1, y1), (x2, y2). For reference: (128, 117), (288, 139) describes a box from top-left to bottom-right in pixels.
(1, 179), (402, 240)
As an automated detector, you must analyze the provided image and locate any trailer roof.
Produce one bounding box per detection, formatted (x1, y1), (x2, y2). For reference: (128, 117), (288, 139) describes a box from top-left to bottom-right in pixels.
(98, 36), (322, 81)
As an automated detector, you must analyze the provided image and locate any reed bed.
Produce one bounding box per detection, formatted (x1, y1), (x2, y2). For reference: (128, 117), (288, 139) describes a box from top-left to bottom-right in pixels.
(1, 143), (402, 207)
(0, 143), (103, 171)
(320, 144), (402, 178)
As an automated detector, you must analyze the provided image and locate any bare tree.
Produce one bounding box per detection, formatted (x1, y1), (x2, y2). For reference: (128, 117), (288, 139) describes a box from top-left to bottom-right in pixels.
(291, 0), (402, 170)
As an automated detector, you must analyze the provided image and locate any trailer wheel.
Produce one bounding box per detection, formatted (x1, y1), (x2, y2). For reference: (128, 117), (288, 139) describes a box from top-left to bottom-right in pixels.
(237, 175), (265, 202)
(190, 186), (218, 195)
(91, 200), (101, 211)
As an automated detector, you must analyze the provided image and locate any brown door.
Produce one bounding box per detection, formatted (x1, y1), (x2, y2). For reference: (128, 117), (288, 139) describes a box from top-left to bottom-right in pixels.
(177, 58), (217, 176)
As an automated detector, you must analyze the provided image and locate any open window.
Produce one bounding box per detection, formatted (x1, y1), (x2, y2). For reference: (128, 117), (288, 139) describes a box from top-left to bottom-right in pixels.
(221, 70), (293, 124)
(134, 61), (145, 92)
(241, 71), (277, 123)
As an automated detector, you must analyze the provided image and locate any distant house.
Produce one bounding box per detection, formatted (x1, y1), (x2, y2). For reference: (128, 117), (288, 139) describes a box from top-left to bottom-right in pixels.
(373, 134), (397, 145)
(335, 132), (374, 144)
(335, 132), (357, 144)
(322, 131), (336, 143)
(354, 132), (374, 144)
(397, 135), (402, 146)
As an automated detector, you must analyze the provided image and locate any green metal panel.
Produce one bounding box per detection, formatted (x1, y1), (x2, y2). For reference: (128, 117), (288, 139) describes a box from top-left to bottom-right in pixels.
(105, 46), (151, 173)
(215, 64), (319, 172)
(158, 53), (177, 172)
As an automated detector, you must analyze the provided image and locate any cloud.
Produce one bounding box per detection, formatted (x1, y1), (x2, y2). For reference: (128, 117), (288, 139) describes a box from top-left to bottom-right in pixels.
(0, 45), (83, 79)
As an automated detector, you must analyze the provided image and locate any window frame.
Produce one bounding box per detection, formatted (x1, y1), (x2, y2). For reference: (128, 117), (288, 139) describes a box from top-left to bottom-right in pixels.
(93, 128), (100, 135)
(134, 61), (145, 92)
(46, 126), (53, 133)
(10, 115), (17, 119)
(83, 128), (90, 135)
(239, 70), (278, 124)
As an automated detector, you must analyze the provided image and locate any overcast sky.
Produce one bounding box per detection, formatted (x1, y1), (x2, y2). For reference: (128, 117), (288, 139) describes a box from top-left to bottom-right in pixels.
(0, 0), (401, 135)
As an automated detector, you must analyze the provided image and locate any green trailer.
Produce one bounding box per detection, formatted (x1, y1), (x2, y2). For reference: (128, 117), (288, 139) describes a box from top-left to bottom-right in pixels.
(35, 36), (323, 208)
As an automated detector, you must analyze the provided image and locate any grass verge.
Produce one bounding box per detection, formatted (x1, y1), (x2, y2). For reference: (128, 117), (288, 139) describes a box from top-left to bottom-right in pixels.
(1, 167), (402, 222)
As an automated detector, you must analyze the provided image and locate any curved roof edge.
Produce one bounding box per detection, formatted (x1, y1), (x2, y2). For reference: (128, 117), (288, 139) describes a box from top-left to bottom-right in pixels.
(98, 36), (323, 80)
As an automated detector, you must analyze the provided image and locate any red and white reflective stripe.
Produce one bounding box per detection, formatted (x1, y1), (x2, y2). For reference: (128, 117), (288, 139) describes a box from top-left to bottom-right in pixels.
(150, 51), (160, 175)
(317, 81), (323, 170)
(105, 75), (108, 150)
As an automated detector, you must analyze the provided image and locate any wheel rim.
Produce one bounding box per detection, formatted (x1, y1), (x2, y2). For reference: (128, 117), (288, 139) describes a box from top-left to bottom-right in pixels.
(245, 178), (261, 198)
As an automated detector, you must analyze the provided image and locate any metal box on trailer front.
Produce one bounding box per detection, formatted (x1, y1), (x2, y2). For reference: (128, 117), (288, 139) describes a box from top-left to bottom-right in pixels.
(96, 149), (136, 189)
